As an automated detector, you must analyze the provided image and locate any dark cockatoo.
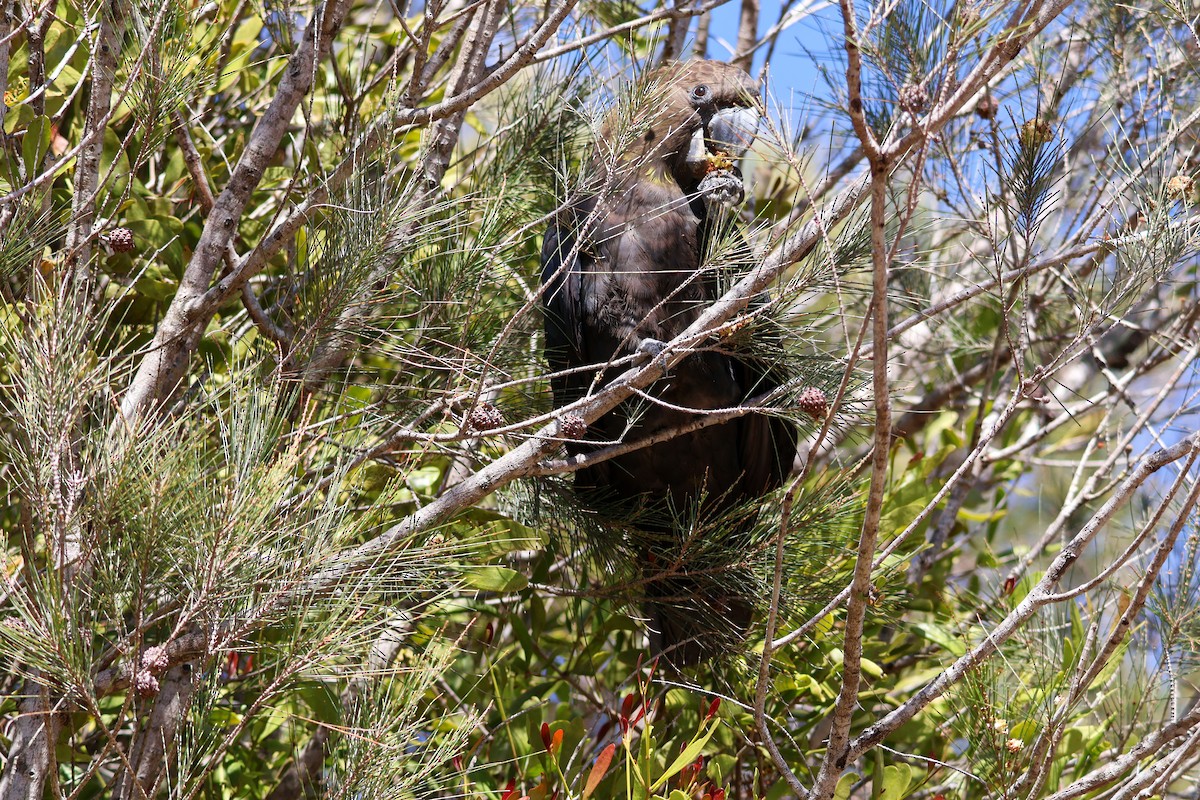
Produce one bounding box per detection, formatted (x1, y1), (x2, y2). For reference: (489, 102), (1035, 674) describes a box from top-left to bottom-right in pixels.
(541, 61), (797, 666)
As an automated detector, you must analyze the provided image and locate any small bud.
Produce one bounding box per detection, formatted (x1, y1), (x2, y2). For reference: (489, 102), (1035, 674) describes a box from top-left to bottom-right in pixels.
(992, 718), (1009, 734)
(1167, 174), (1196, 203)
(797, 387), (830, 420)
(107, 227), (135, 253)
(466, 402), (504, 432)
(558, 414), (587, 440)
(134, 670), (160, 698)
(1019, 119), (1054, 148)
(141, 645), (169, 674)
(975, 95), (998, 120)
(1006, 738), (1024, 753)
(705, 697), (721, 721)
(899, 83), (928, 114)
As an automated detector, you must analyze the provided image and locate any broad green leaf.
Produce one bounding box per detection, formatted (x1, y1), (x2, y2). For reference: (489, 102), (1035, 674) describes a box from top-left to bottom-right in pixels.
(834, 772), (860, 800)
(912, 621), (967, 657)
(879, 763), (912, 800)
(406, 465), (441, 492)
(1010, 720), (1039, 742)
(463, 565), (527, 593)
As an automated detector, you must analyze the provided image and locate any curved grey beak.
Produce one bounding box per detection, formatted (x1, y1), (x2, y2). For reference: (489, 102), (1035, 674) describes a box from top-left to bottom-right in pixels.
(706, 106), (760, 157)
(685, 106), (761, 171)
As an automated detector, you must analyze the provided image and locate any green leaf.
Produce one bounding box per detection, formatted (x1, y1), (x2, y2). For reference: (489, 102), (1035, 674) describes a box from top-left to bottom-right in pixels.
(879, 763), (912, 800)
(708, 753), (736, 785)
(651, 717), (720, 791)
(133, 264), (178, 301)
(834, 772), (860, 800)
(100, 127), (131, 196)
(22, 115), (51, 179)
(1010, 720), (1039, 742)
(510, 616), (537, 666)
(126, 217), (182, 249)
(3, 102), (33, 136)
(462, 566), (528, 593)
(406, 465), (442, 493)
(296, 681), (340, 724)
(1092, 637), (1129, 686)
(912, 621), (967, 657)
(766, 779), (793, 800)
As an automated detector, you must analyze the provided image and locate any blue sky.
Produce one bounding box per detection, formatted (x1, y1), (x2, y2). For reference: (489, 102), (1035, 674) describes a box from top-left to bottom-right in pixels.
(704, 0), (839, 106)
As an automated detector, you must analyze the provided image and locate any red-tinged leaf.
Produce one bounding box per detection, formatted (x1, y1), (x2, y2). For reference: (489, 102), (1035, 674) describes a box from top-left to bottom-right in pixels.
(540, 722), (552, 751)
(620, 694), (636, 723)
(1003, 576), (1017, 595)
(551, 728), (564, 755)
(713, 789), (726, 800)
(644, 659), (658, 692)
(452, 755), (463, 772)
(706, 697), (721, 720)
(485, 621), (495, 643)
(631, 696), (648, 725)
(500, 780), (518, 800)
(582, 743), (616, 799)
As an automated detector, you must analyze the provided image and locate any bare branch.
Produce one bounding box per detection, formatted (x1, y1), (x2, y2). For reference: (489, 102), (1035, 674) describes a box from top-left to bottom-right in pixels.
(118, 0), (355, 422)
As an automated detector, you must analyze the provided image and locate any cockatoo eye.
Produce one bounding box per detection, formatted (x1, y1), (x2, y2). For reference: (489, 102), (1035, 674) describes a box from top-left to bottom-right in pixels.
(689, 85), (711, 106)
